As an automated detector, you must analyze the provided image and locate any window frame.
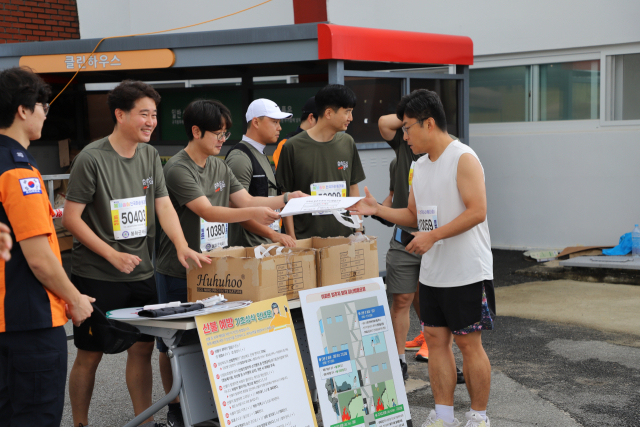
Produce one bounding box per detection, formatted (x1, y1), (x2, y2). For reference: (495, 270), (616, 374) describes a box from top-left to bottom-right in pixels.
(471, 53), (602, 124)
(603, 47), (640, 126)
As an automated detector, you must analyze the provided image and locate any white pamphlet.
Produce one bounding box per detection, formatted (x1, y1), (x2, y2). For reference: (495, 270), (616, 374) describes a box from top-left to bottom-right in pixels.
(280, 196), (363, 217)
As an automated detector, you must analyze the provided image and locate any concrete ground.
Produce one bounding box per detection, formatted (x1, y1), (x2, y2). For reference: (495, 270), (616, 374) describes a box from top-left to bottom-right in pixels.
(59, 250), (640, 426)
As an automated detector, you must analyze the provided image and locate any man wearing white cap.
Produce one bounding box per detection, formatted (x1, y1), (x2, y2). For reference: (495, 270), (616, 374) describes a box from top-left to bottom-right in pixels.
(225, 99), (296, 247)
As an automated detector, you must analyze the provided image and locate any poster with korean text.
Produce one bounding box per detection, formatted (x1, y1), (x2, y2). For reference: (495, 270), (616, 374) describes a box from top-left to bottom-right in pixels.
(196, 297), (317, 427)
(299, 278), (411, 427)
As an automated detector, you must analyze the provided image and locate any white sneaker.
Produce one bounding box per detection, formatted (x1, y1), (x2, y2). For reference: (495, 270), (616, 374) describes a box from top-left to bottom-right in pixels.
(464, 411), (490, 427)
(421, 409), (461, 427)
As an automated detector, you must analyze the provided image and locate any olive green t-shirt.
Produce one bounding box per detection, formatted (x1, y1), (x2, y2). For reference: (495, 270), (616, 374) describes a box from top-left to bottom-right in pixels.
(276, 130), (366, 239)
(224, 140), (278, 248)
(386, 130), (457, 233)
(65, 137), (168, 281)
(156, 149), (243, 279)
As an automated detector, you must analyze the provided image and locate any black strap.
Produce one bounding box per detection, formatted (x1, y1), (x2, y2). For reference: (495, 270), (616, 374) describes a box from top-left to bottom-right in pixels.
(225, 142), (281, 196)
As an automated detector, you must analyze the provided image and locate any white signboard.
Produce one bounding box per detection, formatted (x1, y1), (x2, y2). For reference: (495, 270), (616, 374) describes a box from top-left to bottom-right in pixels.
(299, 278), (411, 427)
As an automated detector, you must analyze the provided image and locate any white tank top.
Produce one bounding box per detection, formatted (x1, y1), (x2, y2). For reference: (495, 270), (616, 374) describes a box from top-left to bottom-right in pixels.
(412, 140), (493, 287)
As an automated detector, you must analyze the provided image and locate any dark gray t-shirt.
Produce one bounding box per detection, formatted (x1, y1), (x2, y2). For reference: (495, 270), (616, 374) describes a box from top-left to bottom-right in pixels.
(66, 137), (168, 281)
(156, 150), (243, 279)
(389, 158), (397, 192)
(276, 130), (366, 239)
(225, 140), (278, 248)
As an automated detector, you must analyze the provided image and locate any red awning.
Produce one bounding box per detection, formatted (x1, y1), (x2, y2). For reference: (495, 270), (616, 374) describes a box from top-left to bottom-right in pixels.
(317, 24), (473, 66)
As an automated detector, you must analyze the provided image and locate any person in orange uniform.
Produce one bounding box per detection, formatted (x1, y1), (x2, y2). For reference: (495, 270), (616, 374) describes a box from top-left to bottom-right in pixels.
(272, 96), (317, 169)
(0, 67), (94, 426)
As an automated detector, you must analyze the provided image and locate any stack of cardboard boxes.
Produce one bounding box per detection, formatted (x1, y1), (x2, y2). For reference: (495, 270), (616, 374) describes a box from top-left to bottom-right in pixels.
(187, 237), (379, 303)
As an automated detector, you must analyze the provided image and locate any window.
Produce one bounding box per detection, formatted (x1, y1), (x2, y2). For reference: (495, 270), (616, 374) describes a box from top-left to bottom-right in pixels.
(319, 320), (324, 334)
(345, 77), (403, 142)
(371, 365), (379, 372)
(341, 344), (349, 351)
(470, 60), (600, 123)
(382, 363), (387, 370)
(609, 53), (640, 120)
(539, 61), (599, 121)
(470, 66), (530, 123)
(327, 317), (332, 325)
(411, 79), (459, 136)
(335, 315), (343, 323)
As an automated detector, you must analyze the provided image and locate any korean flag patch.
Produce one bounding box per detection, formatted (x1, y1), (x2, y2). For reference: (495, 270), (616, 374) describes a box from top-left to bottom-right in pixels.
(19, 177), (42, 195)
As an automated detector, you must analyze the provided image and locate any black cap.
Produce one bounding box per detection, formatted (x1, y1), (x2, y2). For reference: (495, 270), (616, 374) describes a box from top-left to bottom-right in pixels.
(89, 304), (141, 354)
(272, 302), (279, 310)
(301, 96), (316, 115)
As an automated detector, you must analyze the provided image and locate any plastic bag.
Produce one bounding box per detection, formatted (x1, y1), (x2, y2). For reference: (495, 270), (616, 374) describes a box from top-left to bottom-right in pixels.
(602, 233), (631, 256)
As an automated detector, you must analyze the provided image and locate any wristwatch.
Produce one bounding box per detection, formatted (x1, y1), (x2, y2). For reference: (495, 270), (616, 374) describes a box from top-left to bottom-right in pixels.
(284, 192), (290, 204)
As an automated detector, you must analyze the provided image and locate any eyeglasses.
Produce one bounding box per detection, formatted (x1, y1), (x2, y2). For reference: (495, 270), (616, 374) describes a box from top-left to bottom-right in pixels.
(213, 131), (231, 141)
(401, 120), (421, 134)
(35, 102), (50, 116)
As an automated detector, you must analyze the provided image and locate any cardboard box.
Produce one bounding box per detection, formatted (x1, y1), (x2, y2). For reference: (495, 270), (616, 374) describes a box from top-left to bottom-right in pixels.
(186, 246), (316, 303)
(292, 236), (379, 287)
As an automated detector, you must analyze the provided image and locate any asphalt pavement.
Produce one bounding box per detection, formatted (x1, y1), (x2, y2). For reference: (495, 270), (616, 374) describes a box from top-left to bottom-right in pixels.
(59, 250), (640, 426)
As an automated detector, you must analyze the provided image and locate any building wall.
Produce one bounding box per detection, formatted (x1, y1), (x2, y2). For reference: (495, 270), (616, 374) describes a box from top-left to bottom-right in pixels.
(326, 0), (640, 56)
(0, 0), (80, 43)
(473, 122), (640, 249)
(75, 0), (294, 39)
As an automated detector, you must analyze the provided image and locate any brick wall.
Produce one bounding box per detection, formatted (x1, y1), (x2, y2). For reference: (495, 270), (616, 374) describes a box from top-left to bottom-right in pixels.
(0, 0), (79, 44)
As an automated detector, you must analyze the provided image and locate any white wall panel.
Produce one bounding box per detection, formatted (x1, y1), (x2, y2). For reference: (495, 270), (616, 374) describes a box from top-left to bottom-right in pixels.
(326, 0), (640, 57)
(77, 0), (294, 39)
(472, 124), (640, 249)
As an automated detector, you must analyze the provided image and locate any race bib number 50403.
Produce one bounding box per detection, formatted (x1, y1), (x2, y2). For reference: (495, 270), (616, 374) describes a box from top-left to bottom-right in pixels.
(111, 196), (147, 240)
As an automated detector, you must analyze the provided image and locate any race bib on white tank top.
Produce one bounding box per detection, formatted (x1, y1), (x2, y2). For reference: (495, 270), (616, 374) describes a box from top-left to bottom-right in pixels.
(417, 205), (442, 246)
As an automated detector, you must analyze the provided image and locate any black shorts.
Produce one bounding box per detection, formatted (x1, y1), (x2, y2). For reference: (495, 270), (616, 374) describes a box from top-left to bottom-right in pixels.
(71, 274), (157, 351)
(420, 280), (496, 334)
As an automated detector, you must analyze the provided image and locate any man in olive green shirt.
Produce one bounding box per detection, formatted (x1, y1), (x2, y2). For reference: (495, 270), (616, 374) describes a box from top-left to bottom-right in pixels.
(63, 81), (209, 427)
(155, 99), (305, 425)
(276, 84), (366, 239)
(225, 98), (295, 248)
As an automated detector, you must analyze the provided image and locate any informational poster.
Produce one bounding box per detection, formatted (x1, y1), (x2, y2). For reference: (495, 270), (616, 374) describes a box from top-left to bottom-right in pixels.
(195, 297), (317, 427)
(299, 278), (412, 427)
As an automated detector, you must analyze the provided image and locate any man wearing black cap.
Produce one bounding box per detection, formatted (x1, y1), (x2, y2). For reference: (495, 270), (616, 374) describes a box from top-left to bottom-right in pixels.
(272, 96), (317, 169)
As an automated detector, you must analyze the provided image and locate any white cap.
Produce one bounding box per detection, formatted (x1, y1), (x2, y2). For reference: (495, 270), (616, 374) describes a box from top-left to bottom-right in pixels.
(246, 98), (293, 122)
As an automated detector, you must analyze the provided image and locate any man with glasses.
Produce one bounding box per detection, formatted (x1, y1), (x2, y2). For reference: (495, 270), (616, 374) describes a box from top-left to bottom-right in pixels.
(0, 67), (94, 427)
(155, 99), (304, 426)
(225, 98), (296, 247)
(378, 114), (465, 384)
(63, 80), (210, 427)
(350, 90), (494, 427)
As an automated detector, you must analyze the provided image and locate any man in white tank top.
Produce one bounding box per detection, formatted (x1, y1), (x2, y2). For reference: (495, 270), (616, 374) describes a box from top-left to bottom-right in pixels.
(349, 90), (495, 427)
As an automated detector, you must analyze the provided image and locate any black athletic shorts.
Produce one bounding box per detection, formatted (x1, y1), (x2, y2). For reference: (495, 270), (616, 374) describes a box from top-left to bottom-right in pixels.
(71, 274), (157, 351)
(420, 280), (496, 335)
